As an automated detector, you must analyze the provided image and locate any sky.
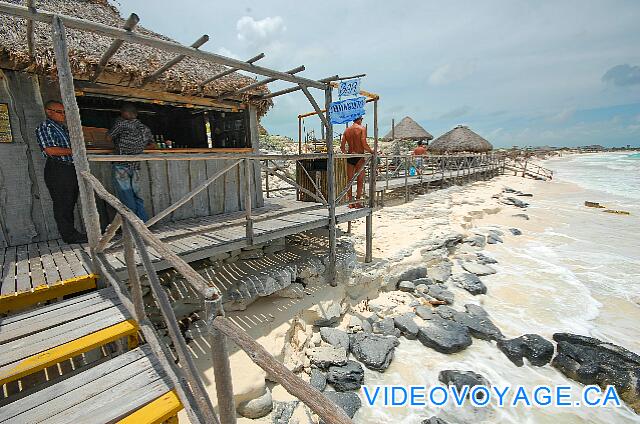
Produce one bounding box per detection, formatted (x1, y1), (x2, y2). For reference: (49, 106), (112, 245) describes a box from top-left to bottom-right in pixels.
(111, 0), (640, 148)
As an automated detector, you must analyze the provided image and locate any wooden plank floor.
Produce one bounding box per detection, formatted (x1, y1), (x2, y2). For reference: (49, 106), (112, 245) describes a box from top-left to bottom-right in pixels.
(378, 165), (497, 191)
(0, 199), (370, 295)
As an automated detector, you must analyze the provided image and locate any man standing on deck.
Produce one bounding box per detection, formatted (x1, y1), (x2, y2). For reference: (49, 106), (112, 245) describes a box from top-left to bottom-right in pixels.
(340, 116), (374, 208)
(36, 100), (87, 244)
(107, 103), (153, 221)
(413, 140), (427, 175)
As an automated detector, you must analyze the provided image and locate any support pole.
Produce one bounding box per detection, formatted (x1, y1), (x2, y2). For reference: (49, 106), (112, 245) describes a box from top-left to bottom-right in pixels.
(26, 0), (35, 57)
(404, 156), (409, 202)
(51, 16), (102, 265)
(91, 13), (139, 82)
(365, 99), (378, 263)
(324, 86), (337, 285)
(244, 158), (253, 245)
(204, 300), (237, 424)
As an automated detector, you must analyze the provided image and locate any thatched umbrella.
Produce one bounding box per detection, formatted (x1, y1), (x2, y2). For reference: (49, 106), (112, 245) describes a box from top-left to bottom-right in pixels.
(383, 116), (433, 141)
(0, 0), (272, 115)
(429, 125), (493, 154)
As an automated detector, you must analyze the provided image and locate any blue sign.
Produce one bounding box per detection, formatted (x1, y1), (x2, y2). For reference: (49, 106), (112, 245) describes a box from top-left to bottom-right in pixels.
(329, 96), (366, 124)
(338, 78), (361, 99)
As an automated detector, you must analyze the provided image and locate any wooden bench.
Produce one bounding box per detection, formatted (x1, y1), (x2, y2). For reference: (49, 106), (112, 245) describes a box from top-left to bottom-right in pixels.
(0, 287), (138, 392)
(0, 345), (183, 423)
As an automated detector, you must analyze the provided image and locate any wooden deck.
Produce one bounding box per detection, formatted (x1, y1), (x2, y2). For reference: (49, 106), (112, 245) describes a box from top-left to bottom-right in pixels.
(0, 199), (370, 297)
(378, 164), (498, 191)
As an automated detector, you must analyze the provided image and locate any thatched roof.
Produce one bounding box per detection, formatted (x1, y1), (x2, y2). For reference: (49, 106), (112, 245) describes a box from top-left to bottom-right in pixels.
(383, 116), (433, 141)
(0, 0), (272, 114)
(428, 125), (493, 153)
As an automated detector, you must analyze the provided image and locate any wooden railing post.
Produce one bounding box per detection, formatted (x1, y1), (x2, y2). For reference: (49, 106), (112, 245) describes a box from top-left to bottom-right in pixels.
(121, 219), (145, 321)
(244, 159), (253, 245)
(365, 99), (378, 263)
(404, 156), (409, 202)
(324, 86), (337, 285)
(51, 16), (102, 270)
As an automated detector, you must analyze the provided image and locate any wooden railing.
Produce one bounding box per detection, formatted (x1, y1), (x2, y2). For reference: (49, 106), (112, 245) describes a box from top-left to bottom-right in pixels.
(82, 171), (352, 424)
(504, 158), (553, 180)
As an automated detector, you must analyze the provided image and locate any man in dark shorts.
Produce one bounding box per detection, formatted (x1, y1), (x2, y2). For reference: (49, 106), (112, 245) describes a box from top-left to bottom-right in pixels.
(340, 116), (374, 208)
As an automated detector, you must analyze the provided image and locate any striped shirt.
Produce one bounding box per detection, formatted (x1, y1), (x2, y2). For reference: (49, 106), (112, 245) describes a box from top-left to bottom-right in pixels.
(36, 118), (73, 163)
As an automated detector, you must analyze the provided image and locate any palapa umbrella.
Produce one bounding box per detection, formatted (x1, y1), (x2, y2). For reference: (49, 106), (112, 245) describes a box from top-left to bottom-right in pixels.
(428, 125), (493, 154)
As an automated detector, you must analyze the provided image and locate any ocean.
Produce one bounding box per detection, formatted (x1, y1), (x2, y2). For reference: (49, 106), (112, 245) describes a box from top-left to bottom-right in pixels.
(354, 152), (640, 423)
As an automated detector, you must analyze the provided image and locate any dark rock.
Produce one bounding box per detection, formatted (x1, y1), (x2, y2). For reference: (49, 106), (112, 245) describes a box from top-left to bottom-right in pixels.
(350, 333), (398, 372)
(272, 400), (299, 424)
(397, 266), (428, 282)
(504, 196), (529, 208)
(503, 187), (517, 193)
(309, 369), (327, 391)
(417, 316), (472, 354)
(394, 313), (420, 339)
(488, 229), (504, 237)
(435, 305), (503, 341)
(476, 253), (497, 265)
(398, 280), (416, 292)
(320, 327), (350, 351)
(237, 388), (273, 419)
(551, 333), (640, 413)
(451, 273), (487, 295)
(421, 417), (449, 424)
(513, 213), (530, 220)
(327, 360), (365, 391)
(361, 319), (373, 333)
(463, 234), (486, 248)
(372, 317), (397, 337)
(414, 277), (436, 286)
(313, 302), (342, 327)
(422, 285), (454, 304)
(497, 334), (554, 367)
(439, 370), (490, 400)
(321, 391), (361, 421)
(516, 193), (533, 197)
(307, 346), (347, 368)
(415, 306), (434, 320)
(509, 228), (523, 236)
(461, 261), (497, 276)
(486, 234), (503, 244)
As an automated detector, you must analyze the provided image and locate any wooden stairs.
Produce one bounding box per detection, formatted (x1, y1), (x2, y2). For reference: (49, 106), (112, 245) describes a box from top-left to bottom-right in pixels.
(0, 283), (183, 423)
(504, 159), (554, 181)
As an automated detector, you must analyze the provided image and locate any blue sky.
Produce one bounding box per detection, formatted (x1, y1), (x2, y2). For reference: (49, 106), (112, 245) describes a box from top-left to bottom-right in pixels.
(112, 0), (640, 147)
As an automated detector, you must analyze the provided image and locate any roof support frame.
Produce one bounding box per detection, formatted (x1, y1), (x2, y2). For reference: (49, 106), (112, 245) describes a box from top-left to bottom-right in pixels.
(141, 34), (209, 87)
(198, 52), (265, 91)
(0, 2), (327, 90)
(217, 65), (305, 100)
(91, 13), (139, 82)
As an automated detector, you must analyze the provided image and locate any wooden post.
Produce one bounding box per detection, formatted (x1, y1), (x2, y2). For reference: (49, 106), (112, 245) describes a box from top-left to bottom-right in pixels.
(265, 160), (270, 198)
(51, 16), (102, 266)
(365, 99), (378, 263)
(204, 300), (237, 424)
(26, 0), (35, 57)
(244, 158), (253, 245)
(404, 156), (409, 202)
(121, 220), (145, 321)
(324, 86), (337, 285)
(385, 156), (389, 189)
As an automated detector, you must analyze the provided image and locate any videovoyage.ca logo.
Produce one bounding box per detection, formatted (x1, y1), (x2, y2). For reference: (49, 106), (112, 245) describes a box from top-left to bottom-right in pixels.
(362, 384), (622, 408)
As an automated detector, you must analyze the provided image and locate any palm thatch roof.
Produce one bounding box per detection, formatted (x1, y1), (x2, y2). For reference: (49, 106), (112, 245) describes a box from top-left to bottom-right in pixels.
(383, 116), (433, 141)
(428, 125), (493, 153)
(0, 0), (273, 114)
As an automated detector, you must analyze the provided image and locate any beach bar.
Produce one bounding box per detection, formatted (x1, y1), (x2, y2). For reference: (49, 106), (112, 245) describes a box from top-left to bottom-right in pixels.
(0, 1), (367, 423)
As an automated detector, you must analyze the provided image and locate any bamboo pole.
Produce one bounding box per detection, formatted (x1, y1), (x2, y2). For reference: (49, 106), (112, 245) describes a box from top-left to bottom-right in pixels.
(219, 65), (305, 100)
(365, 99), (378, 263)
(122, 220), (145, 321)
(91, 13), (139, 82)
(26, 0), (35, 57)
(213, 317), (352, 424)
(96, 213), (122, 252)
(325, 87), (337, 285)
(198, 53), (265, 90)
(51, 16), (102, 265)
(204, 300), (236, 424)
(404, 156), (409, 202)
(142, 34), (210, 87)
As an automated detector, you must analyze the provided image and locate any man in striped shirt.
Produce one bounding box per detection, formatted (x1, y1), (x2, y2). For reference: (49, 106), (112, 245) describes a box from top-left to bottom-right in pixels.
(36, 100), (87, 244)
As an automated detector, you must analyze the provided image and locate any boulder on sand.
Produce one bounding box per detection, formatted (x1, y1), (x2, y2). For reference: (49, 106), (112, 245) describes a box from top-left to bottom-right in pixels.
(435, 305), (503, 341)
(552, 333), (640, 413)
(320, 327), (350, 351)
(350, 333), (398, 372)
(394, 313), (420, 339)
(461, 261), (497, 276)
(417, 316), (472, 354)
(439, 370), (490, 400)
(451, 273), (487, 295)
(321, 391), (361, 422)
(327, 360), (365, 391)
(421, 285), (455, 304)
(497, 334), (554, 367)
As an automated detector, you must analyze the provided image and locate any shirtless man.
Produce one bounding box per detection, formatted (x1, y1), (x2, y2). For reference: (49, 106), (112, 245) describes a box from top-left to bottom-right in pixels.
(340, 116), (374, 208)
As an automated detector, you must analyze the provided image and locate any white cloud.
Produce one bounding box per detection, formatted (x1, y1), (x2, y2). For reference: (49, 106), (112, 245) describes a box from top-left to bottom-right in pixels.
(236, 16), (286, 45)
(548, 107), (576, 123)
(428, 60), (476, 86)
(216, 47), (239, 60)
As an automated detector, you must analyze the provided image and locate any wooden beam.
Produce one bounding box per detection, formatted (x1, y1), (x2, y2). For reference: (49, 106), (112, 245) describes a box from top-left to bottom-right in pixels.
(218, 65), (305, 100)
(96, 213), (122, 252)
(243, 159), (253, 245)
(0, 3), (327, 89)
(299, 84), (329, 131)
(75, 80), (241, 110)
(365, 99), (379, 262)
(26, 0), (36, 57)
(297, 96), (376, 120)
(198, 53), (265, 91)
(324, 87), (337, 285)
(257, 74), (339, 100)
(91, 13), (139, 82)
(51, 17), (102, 257)
(212, 317), (352, 424)
(259, 162), (327, 205)
(141, 34), (209, 87)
